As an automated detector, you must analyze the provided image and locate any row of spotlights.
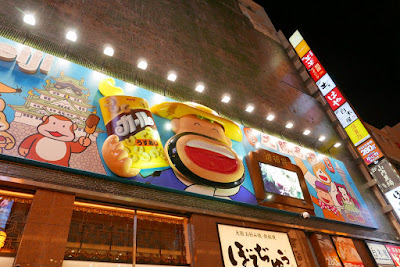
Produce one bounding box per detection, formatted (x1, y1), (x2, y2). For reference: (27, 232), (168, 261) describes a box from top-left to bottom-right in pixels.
(23, 13), (339, 148)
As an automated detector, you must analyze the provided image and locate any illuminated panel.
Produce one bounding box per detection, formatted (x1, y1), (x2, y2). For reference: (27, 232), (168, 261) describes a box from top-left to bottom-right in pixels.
(370, 158), (400, 193)
(309, 61), (326, 82)
(325, 87), (346, 111)
(294, 40), (310, 58)
(301, 50), (318, 70)
(289, 30), (304, 48)
(345, 119), (370, 146)
(357, 138), (384, 166)
(334, 102), (358, 128)
(384, 186), (400, 220)
(316, 73), (336, 96)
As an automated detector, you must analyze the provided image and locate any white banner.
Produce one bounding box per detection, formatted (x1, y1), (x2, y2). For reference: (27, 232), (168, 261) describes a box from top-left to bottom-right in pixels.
(217, 224), (298, 267)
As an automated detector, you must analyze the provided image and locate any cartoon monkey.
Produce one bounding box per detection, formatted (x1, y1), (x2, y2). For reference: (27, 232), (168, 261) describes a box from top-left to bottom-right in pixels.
(18, 115), (91, 166)
(0, 98), (16, 153)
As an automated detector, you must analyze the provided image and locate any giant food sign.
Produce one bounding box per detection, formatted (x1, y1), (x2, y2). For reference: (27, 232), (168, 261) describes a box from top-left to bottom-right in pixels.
(0, 35), (376, 228)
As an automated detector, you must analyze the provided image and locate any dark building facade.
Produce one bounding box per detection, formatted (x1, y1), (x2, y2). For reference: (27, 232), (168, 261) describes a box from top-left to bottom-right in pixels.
(0, 0), (399, 266)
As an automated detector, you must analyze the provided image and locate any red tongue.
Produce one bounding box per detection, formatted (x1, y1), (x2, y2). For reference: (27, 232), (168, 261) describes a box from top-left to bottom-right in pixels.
(50, 131), (63, 137)
(185, 146), (238, 174)
(319, 174), (328, 181)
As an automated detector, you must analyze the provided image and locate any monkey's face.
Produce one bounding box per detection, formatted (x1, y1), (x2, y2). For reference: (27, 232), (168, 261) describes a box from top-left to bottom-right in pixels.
(38, 116), (75, 142)
(165, 115), (244, 189)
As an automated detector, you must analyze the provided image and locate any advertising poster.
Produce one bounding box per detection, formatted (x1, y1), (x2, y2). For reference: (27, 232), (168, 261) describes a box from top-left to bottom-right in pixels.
(334, 103), (358, 129)
(294, 39), (310, 58)
(332, 237), (364, 267)
(301, 50), (318, 70)
(325, 87), (346, 111)
(366, 241), (394, 266)
(357, 139), (384, 166)
(384, 186), (400, 220)
(316, 73), (336, 96)
(0, 35), (376, 228)
(309, 62), (327, 82)
(344, 119), (371, 146)
(258, 132), (374, 225)
(217, 224), (298, 267)
(385, 245), (400, 267)
(370, 159), (400, 193)
(311, 234), (343, 267)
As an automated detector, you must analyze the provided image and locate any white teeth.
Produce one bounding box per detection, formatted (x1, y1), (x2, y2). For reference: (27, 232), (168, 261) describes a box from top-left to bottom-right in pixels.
(186, 140), (235, 159)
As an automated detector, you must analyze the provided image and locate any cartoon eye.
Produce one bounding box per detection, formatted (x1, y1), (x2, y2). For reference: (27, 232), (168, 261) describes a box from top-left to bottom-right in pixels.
(212, 128), (219, 133)
(63, 125), (65, 128)
(53, 122), (56, 124)
(194, 122), (201, 126)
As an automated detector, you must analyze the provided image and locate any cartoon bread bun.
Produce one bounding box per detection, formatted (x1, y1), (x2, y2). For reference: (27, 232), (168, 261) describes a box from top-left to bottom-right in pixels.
(102, 134), (141, 177)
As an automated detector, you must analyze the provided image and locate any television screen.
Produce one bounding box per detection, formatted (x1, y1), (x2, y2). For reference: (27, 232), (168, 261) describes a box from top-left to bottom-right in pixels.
(259, 162), (304, 200)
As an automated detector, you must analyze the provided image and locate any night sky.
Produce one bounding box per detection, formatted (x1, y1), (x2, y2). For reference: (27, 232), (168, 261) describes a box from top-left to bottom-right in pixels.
(255, 1), (399, 128)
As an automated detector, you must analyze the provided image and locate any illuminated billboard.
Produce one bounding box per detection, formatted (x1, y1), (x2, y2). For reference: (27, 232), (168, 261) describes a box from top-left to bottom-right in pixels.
(345, 119), (371, 146)
(357, 138), (384, 166)
(334, 102), (358, 128)
(325, 87), (346, 111)
(0, 35), (376, 227)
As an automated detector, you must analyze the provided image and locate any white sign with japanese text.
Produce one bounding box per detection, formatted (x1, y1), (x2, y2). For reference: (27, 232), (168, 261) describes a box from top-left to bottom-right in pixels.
(366, 242), (394, 266)
(385, 186), (400, 221)
(217, 224), (298, 267)
(316, 73), (336, 96)
(334, 102), (358, 128)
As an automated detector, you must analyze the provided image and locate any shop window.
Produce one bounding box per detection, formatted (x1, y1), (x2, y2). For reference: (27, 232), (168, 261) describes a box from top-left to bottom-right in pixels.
(0, 191), (33, 258)
(64, 202), (189, 266)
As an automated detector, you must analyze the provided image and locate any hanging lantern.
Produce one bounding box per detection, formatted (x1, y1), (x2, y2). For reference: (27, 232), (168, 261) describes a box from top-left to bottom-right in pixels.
(0, 229), (7, 249)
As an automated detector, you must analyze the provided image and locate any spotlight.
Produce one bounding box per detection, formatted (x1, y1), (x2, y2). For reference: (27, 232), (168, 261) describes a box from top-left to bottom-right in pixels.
(104, 46), (114, 56)
(66, 30), (77, 42)
(23, 14), (36, 26)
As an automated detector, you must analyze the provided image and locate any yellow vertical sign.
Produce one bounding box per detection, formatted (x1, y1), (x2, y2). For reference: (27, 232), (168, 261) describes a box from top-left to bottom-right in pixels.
(345, 119), (370, 146)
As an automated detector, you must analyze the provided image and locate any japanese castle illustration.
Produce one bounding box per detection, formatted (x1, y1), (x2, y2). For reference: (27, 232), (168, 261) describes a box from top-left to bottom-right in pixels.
(9, 72), (103, 139)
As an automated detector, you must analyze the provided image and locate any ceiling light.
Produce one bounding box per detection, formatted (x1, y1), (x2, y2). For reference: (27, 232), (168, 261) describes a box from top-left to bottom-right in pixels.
(285, 122), (293, 129)
(334, 142), (341, 148)
(66, 30), (77, 42)
(318, 135), (326, 142)
(246, 105), (254, 113)
(221, 95), (230, 103)
(23, 14), (36, 26)
(303, 129), (311, 135)
(137, 60), (148, 70)
(104, 46), (114, 56)
(167, 72), (177, 82)
(195, 84), (205, 93)
(266, 114), (275, 121)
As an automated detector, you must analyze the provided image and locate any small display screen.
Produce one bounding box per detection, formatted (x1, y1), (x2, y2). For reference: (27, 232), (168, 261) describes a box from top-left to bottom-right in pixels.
(259, 162), (304, 200)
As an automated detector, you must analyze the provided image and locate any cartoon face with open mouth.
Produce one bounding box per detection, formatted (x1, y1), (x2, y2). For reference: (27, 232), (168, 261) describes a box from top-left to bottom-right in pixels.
(313, 162), (332, 186)
(165, 115), (244, 189)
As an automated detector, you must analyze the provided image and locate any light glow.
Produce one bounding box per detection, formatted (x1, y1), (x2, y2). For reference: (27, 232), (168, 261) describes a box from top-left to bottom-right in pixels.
(285, 122), (294, 129)
(104, 46), (114, 56)
(66, 30), (77, 42)
(266, 114), (275, 121)
(221, 95), (230, 103)
(195, 84), (205, 93)
(167, 72), (177, 82)
(318, 135), (326, 142)
(23, 14), (36, 26)
(303, 129), (311, 135)
(246, 105), (254, 113)
(137, 60), (148, 70)
(334, 142), (341, 148)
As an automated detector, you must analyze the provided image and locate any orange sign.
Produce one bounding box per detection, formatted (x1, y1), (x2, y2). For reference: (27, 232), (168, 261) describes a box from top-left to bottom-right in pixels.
(295, 39), (310, 58)
(357, 138), (384, 165)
